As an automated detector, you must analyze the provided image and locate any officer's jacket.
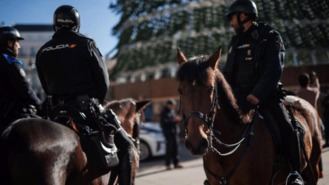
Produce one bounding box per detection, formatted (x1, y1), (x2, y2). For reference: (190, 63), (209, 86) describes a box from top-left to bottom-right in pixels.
(36, 29), (109, 103)
(223, 23), (285, 103)
(160, 107), (177, 135)
(0, 51), (40, 116)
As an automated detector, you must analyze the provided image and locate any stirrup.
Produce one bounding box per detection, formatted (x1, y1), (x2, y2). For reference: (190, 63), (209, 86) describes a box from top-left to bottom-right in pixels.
(285, 171), (304, 185)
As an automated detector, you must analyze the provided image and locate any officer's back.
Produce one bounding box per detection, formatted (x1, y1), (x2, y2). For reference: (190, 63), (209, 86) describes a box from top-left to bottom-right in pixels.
(36, 5), (109, 103)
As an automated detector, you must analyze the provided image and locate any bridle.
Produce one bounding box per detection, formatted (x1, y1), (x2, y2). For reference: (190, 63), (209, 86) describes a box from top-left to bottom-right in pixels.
(182, 85), (218, 130)
(180, 83), (253, 157)
(181, 84), (220, 154)
(180, 82), (255, 185)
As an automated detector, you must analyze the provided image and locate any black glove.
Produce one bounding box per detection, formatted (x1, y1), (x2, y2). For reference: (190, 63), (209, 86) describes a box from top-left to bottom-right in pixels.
(101, 109), (122, 130)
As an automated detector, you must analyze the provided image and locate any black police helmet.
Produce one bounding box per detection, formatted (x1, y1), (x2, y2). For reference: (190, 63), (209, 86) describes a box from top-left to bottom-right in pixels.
(0, 26), (24, 42)
(226, 0), (258, 19)
(54, 5), (80, 32)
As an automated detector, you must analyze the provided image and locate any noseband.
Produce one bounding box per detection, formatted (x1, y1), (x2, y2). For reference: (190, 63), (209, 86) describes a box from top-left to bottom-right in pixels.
(181, 84), (219, 154)
(180, 82), (255, 185)
(182, 85), (218, 129)
(181, 83), (253, 157)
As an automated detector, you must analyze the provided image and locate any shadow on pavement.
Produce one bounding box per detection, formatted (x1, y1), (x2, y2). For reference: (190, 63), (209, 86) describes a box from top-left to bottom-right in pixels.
(137, 163), (203, 178)
(139, 141), (201, 169)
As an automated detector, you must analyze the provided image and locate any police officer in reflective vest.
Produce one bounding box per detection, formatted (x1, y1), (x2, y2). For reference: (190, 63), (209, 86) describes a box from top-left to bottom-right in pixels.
(0, 26), (40, 132)
(36, 5), (135, 185)
(223, 0), (304, 184)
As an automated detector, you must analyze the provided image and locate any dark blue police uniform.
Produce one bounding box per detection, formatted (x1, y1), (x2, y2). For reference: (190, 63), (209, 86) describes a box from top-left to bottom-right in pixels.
(0, 51), (40, 131)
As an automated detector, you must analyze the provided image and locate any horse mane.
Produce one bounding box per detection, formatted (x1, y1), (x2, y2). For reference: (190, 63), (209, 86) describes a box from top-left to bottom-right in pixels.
(215, 70), (240, 113)
(106, 98), (136, 106)
(176, 55), (210, 84)
(176, 55), (241, 118)
(104, 98), (136, 117)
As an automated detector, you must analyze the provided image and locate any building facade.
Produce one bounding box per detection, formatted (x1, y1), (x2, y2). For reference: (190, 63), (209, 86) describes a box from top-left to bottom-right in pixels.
(14, 24), (53, 100)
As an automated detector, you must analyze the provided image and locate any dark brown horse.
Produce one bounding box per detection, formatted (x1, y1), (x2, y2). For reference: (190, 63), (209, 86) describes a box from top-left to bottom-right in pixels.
(0, 118), (103, 185)
(104, 98), (151, 185)
(0, 99), (149, 185)
(176, 48), (323, 185)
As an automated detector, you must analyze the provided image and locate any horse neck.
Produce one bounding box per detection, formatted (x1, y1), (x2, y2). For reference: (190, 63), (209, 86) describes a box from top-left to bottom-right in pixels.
(213, 71), (246, 136)
(213, 107), (246, 141)
(121, 121), (134, 136)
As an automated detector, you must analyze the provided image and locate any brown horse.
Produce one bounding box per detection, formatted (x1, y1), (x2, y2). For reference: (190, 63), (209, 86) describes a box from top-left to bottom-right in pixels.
(0, 118), (107, 185)
(176, 48), (323, 185)
(104, 98), (151, 185)
(0, 99), (149, 185)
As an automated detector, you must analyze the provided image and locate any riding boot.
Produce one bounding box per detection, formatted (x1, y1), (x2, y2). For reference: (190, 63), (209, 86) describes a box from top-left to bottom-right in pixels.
(285, 130), (304, 185)
(270, 102), (304, 185)
(113, 129), (135, 185)
(108, 145), (134, 185)
(289, 129), (302, 172)
(118, 147), (134, 185)
(280, 107), (304, 185)
(102, 108), (135, 185)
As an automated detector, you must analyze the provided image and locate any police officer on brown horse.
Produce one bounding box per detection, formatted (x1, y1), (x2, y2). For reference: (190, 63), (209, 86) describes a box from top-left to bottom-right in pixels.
(0, 26), (40, 133)
(222, 0), (304, 184)
(36, 5), (135, 185)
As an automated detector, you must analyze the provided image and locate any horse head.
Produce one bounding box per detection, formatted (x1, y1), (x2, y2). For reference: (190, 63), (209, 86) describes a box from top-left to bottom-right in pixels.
(176, 48), (322, 184)
(104, 99), (151, 137)
(176, 48), (222, 155)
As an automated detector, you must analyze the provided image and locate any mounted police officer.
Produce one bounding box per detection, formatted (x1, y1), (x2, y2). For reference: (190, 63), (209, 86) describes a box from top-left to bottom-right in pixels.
(36, 5), (135, 185)
(222, 0), (304, 184)
(0, 26), (40, 132)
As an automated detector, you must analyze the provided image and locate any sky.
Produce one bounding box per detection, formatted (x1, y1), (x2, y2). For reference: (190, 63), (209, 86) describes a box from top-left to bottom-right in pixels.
(0, 0), (119, 56)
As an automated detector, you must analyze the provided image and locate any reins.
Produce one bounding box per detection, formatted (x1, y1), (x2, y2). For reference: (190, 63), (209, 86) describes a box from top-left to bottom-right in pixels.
(181, 84), (253, 157)
(181, 82), (256, 185)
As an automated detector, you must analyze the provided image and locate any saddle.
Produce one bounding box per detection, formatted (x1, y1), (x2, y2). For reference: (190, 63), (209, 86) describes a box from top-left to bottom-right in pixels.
(50, 103), (119, 174)
(254, 98), (306, 157)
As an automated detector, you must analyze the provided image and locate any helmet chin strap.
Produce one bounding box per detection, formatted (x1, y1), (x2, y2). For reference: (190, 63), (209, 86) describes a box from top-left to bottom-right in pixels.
(236, 12), (251, 34)
(72, 25), (79, 32)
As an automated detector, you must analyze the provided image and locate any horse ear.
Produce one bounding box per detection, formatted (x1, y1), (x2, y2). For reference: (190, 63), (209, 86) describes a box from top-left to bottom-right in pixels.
(208, 48), (222, 70)
(136, 100), (151, 113)
(177, 48), (188, 64)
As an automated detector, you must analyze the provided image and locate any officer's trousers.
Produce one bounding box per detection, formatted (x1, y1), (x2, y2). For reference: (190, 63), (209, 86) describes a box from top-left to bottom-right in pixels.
(260, 101), (302, 172)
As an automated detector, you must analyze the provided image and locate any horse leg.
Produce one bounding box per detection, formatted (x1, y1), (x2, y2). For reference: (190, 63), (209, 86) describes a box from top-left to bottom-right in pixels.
(66, 144), (88, 185)
(117, 150), (134, 185)
(108, 168), (119, 185)
(302, 135), (322, 185)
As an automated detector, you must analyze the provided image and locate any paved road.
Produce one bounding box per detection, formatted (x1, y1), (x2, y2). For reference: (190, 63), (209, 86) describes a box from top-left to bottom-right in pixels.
(136, 145), (329, 185)
(319, 149), (329, 185)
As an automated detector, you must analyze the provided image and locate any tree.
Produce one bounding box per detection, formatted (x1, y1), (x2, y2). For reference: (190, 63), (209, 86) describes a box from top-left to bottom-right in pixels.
(110, 0), (329, 79)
